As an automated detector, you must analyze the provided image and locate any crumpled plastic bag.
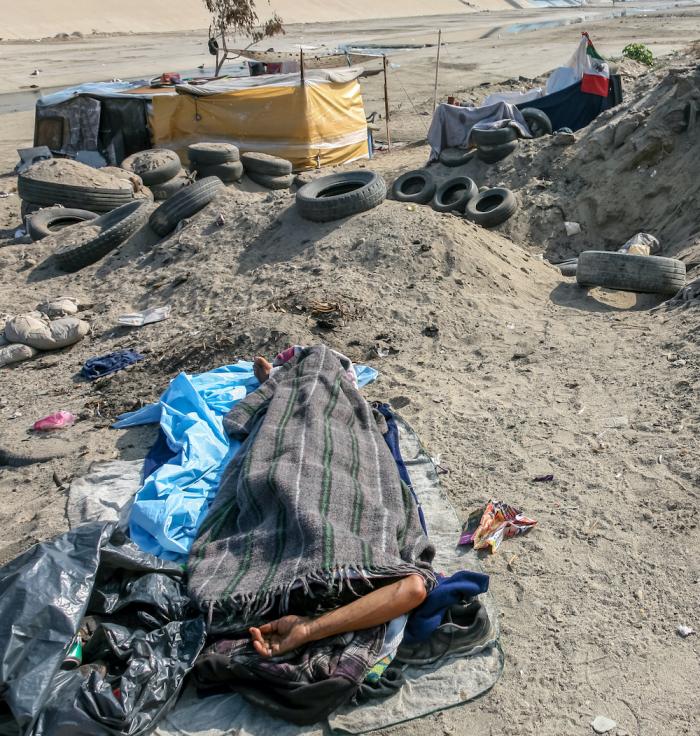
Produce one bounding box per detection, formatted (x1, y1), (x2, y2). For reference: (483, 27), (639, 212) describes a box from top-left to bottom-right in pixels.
(0, 342), (38, 367)
(0, 523), (206, 735)
(618, 232), (660, 256)
(33, 411), (76, 431)
(118, 306), (171, 327)
(4, 313), (89, 350)
(459, 500), (537, 553)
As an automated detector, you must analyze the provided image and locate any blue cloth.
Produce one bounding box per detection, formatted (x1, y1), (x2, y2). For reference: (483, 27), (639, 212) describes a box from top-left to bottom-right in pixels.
(81, 349), (144, 381)
(516, 78), (616, 133)
(403, 570), (490, 645)
(113, 360), (379, 561)
(375, 403), (427, 535)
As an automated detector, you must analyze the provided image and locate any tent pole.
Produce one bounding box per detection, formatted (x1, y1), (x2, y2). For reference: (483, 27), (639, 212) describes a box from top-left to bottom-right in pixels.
(383, 55), (392, 152)
(432, 29), (442, 110)
(300, 48), (305, 85)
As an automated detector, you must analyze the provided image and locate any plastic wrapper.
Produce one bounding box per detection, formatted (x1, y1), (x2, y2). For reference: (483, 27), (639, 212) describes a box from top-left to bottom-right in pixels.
(459, 500), (537, 553)
(0, 523), (206, 736)
(32, 411), (76, 431)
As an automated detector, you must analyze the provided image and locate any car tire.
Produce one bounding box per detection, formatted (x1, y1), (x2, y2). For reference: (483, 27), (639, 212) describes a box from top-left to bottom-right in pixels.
(27, 207), (99, 242)
(247, 170), (293, 189)
(188, 142), (240, 166)
(54, 199), (150, 272)
(576, 251), (686, 295)
(195, 161), (244, 183)
(121, 149), (182, 186)
(391, 170), (436, 204)
(149, 176), (226, 237)
(521, 108), (553, 138)
(471, 125), (517, 147)
(476, 140), (518, 164)
(464, 187), (518, 228)
(439, 147), (475, 167)
(240, 152), (293, 176)
(296, 170), (386, 222)
(150, 172), (192, 201)
(17, 177), (134, 213)
(431, 176), (478, 213)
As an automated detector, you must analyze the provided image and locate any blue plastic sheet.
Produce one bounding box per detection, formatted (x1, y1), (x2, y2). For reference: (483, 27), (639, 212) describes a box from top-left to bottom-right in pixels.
(114, 361), (378, 561)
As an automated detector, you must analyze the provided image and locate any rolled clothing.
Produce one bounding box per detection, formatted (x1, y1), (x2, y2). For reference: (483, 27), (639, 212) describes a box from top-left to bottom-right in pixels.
(187, 344), (435, 630)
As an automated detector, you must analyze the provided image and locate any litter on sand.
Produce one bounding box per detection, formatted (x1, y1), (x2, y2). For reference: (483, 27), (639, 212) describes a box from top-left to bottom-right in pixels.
(118, 305), (172, 326)
(459, 500), (537, 552)
(32, 410), (76, 431)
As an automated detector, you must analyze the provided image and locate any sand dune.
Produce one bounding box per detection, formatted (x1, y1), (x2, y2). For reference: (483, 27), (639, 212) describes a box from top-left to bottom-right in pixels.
(0, 0), (506, 40)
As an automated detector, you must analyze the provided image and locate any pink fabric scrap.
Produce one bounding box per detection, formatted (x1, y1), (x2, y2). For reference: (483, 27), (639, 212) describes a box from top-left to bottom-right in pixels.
(33, 411), (76, 431)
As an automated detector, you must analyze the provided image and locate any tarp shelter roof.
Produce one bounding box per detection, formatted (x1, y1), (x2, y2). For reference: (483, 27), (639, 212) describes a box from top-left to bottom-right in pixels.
(175, 67), (365, 95)
(36, 81), (155, 107)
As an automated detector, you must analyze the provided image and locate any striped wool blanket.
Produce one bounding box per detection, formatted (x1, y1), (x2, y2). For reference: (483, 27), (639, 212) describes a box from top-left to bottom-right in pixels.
(187, 344), (435, 626)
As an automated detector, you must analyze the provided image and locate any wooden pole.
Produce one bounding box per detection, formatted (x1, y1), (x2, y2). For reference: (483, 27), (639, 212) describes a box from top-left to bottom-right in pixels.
(299, 48), (305, 85)
(432, 29), (442, 110)
(383, 55), (392, 153)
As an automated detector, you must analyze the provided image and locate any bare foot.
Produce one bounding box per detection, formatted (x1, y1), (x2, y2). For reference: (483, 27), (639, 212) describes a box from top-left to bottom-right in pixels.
(249, 615), (313, 657)
(253, 355), (273, 384)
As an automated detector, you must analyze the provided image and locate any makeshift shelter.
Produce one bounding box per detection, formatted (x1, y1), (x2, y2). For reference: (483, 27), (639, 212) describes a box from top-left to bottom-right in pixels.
(150, 68), (370, 170)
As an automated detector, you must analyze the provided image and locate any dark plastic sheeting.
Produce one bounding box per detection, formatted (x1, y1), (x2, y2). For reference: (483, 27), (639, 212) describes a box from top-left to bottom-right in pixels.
(0, 524), (206, 736)
(516, 75), (622, 132)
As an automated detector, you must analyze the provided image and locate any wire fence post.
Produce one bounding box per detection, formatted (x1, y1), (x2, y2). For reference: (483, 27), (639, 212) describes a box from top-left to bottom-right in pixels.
(432, 29), (442, 110)
(383, 55), (392, 152)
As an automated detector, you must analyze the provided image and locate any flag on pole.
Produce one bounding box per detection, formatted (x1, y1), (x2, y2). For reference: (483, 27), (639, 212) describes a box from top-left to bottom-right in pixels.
(580, 32), (610, 97)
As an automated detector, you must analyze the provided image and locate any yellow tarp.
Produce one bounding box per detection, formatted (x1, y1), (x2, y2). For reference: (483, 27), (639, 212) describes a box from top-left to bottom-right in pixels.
(150, 79), (369, 171)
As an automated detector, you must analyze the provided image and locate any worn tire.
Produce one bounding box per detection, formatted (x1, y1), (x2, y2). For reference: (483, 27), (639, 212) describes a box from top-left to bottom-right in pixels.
(149, 176), (225, 237)
(196, 161), (244, 183)
(471, 125), (517, 147)
(296, 170), (386, 222)
(121, 149), (181, 186)
(21, 201), (42, 219)
(17, 177), (134, 213)
(439, 147), (475, 167)
(241, 152), (293, 176)
(247, 170), (293, 190)
(521, 108), (553, 138)
(391, 170), (436, 204)
(188, 142), (240, 165)
(477, 141), (518, 164)
(27, 207), (99, 242)
(54, 199), (149, 272)
(150, 172), (192, 201)
(576, 251), (686, 295)
(431, 176), (478, 214)
(464, 187), (518, 228)
(557, 259), (578, 277)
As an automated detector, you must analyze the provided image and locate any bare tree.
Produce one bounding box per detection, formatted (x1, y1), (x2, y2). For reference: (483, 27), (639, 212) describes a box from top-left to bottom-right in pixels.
(203, 0), (284, 44)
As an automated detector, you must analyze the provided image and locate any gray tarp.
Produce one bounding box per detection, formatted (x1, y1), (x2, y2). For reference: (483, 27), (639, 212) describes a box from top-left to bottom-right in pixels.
(427, 100), (531, 160)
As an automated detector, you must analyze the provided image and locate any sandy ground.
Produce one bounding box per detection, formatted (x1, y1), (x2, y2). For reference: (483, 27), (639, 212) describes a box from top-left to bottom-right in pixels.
(0, 6), (699, 736)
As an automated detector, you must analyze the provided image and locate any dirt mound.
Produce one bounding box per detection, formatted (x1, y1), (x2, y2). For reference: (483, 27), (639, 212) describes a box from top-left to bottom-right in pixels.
(425, 48), (700, 272)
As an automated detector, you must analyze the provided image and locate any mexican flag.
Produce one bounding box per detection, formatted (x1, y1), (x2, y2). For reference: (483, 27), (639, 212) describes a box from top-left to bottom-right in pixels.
(580, 32), (610, 97)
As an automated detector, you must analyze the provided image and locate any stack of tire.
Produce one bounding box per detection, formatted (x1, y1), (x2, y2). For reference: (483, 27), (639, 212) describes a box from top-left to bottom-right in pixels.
(240, 152), (294, 190)
(188, 143), (243, 184)
(121, 149), (190, 201)
(471, 125), (519, 164)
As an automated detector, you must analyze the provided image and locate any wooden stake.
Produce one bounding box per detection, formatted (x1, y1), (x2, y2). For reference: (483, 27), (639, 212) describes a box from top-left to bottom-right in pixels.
(383, 55), (392, 152)
(300, 48), (305, 85)
(432, 29), (442, 110)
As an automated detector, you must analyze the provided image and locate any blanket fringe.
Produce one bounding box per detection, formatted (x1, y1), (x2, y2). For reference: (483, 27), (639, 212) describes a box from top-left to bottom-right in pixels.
(203, 562), (436, 630)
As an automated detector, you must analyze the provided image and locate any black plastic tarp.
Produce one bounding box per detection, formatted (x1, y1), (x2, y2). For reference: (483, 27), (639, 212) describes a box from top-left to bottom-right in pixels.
(0, 524), (206, 736)
(516, 75), (622, 132)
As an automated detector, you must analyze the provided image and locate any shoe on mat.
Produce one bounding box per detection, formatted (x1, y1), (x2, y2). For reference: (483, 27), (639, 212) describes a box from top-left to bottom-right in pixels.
(395, 599), (495, 666)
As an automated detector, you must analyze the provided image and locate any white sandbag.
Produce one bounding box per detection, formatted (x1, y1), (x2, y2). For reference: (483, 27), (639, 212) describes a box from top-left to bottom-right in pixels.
(0, 343), (39, 367)
(4, 313), (89, 350)
(37, 297), (79, 318)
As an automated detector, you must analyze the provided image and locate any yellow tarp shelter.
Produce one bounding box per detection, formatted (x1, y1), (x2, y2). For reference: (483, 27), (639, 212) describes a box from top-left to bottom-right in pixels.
(150, 68), (369, 171)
